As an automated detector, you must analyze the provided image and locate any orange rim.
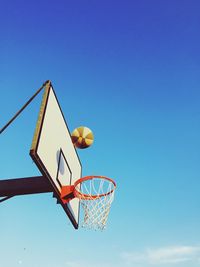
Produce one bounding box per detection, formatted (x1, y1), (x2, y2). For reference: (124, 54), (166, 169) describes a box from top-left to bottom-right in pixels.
(74, 175), (116, 200)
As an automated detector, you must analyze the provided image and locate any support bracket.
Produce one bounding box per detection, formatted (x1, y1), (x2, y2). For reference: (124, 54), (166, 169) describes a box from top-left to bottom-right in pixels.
(60, 185), (75, 203)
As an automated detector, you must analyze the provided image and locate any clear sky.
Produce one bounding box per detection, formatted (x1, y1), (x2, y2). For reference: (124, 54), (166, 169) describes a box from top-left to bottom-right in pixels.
(0, 0), (200, 267)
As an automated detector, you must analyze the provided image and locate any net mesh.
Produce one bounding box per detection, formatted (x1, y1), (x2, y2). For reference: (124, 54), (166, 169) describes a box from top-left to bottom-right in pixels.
(75, 177), (115, 230)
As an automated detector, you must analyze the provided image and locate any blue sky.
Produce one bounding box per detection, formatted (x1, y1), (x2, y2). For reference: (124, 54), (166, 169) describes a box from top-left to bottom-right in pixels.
(0, 0), (200, 266)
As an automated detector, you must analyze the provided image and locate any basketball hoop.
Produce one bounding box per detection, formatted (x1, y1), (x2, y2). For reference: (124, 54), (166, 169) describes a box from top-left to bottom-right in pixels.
(73, 176), (116, 230)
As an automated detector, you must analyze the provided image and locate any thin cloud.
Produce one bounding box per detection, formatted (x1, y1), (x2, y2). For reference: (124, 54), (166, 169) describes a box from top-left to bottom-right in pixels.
(121, 245), (200, 265)
(65, 260), (115, 267)
(65, 246), (200, 267)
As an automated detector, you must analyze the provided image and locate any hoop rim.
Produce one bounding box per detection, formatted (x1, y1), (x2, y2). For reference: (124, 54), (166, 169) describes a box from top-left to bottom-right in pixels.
(73, 175), (116, 200)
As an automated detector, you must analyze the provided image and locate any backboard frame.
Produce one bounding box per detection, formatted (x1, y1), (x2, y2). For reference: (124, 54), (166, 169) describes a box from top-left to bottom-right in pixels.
(30, 81), (81, 229)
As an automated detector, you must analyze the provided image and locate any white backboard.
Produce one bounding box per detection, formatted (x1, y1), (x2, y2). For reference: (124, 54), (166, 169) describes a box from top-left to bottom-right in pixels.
(30, 82), (81, 229)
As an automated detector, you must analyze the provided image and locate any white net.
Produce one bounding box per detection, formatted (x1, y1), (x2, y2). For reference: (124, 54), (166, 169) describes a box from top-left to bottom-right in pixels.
(74, 177), (115, 230)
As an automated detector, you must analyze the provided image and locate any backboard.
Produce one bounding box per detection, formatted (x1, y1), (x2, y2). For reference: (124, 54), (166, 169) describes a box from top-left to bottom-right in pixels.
(30, 82), (81, 229)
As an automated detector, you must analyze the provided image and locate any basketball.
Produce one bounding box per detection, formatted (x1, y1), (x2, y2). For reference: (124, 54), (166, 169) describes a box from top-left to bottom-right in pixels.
(71, 126), (94, 149)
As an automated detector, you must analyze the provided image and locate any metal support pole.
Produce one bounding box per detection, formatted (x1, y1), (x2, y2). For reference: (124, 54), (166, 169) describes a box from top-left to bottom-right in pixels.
(0, 196), (14, 203)
(0, 80), (49, 134)
(0, 176), (53, 197)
